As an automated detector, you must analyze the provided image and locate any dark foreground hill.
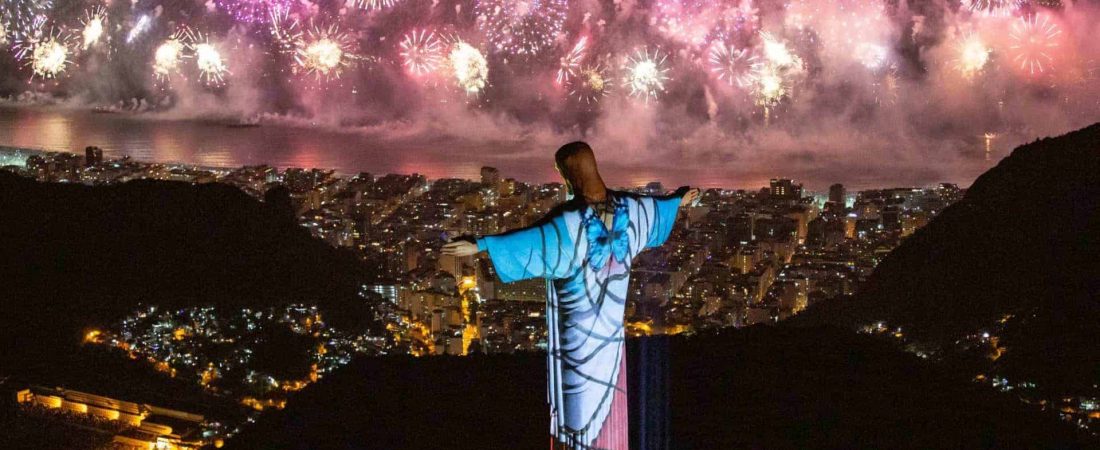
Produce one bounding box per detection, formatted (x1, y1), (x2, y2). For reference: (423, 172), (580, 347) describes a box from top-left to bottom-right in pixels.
(226, 327), (1089, 450)
(0, 173), (374, 404)
(797, 123), (1100, 394)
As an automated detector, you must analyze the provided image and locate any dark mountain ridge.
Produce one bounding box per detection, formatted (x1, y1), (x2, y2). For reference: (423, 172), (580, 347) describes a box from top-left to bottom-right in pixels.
(797, 123), (1100, 393)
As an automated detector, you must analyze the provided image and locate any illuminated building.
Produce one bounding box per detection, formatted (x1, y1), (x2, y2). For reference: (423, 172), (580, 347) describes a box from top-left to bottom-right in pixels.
(364, 283), (399, 304)
(769, 178), (803, 201)
(729, 245), (759, 274)
(495, 277), (547, 302)
(901, 211), (930, 237)
(15, 386), (208, 449)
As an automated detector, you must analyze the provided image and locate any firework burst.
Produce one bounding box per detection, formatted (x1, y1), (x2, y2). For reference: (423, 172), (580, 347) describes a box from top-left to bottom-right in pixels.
(567, 63), (611, 104)
(448, 41), (489, 95)
(784, 0), (891, 55)
(190, 33), (229, 86)
(269, 5), (301, 56)
(1, 0), (53, 41)
(293, 22), (359, 81)
(747, 31), (806, 108)
(399, 29), (445, 77)
(11, 16), (42, 60)
(153, 29), (191, 82)
(215, 0), (291, 25)
(706, 1), (760, 44)
(708, 42), (758, 88)
(623, 47), (670, 104)
(127, 14), (152, 44)
(80, 7), (107, 50)
(955, 33), (990, 79)
(475, 0), (568, 58)
(23, 27), (73, 79)
(652, 0), (728, 48)
(351, 0), (404, 11)
(967, 0), (1023, 17)
(556, 36), (587, 84)
(753, 65), (786, 106)
(1008, 14), (1061, 77)
(759, 32), (800, 69)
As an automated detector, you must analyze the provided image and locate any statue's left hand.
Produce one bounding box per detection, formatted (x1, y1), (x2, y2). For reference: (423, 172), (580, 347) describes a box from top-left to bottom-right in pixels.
(442, 239), (479, 257)
(679, 188), (701, 208)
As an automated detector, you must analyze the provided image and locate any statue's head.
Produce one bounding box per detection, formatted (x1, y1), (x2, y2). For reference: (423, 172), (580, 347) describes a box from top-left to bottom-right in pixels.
(555, 141), (604, 198)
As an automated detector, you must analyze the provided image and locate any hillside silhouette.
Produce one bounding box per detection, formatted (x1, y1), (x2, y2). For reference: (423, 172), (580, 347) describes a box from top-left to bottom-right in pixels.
(798, 123), (1100, 394)
(0, 173), (376, 405)
(226, 327), (1089, 449)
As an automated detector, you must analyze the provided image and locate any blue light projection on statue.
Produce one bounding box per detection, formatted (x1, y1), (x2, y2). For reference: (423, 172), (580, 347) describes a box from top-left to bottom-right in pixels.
(478, 191), (681, 449)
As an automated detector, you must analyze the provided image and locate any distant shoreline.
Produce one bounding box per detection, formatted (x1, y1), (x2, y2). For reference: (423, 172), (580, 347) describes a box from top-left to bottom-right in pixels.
(0, 106), (994, 191)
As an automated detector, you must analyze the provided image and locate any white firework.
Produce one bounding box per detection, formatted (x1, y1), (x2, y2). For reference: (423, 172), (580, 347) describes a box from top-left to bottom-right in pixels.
(190, 34), (229, 86)
(449, 41), (489, 95)
(351, 0), (403, 11)
(127, 14), (152, 43)
(80, 7), (107, 50)
(153, 29), (191, 81)
(25, 27), (72, 79)
(623, 47), (670, 103)
(955, 32), (990, 79)
(556, 36), (586, 84)
(967, 0), (1023, 17)
(399, 29), (445, 77)
(708, 42), (758, 88)
(759, 32), (799, 69)
(753, 65), (786, 106)
(293, 22), (359, 81)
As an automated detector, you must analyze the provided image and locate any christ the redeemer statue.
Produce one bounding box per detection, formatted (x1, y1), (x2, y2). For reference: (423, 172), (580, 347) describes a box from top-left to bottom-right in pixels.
(443, 141), (699, 449)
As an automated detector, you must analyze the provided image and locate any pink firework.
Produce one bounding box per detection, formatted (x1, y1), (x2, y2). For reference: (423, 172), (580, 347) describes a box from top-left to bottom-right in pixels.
(653, 0), (718, 47)
(1009, 14), (1062, 77)
(475, 0), (568, 57)
(655, 0), (758, 48)
(215, 0), (292, 25)
(399, 29), (445, 76)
